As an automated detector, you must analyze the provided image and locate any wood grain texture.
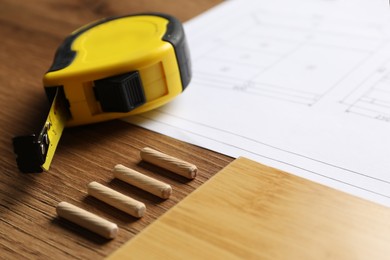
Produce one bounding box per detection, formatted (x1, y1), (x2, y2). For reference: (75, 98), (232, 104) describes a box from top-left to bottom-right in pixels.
(0, 0), (228, 259)
(114, 164), (173, 199)
(140, 147), (198, 179)
(108, 157), (390, 260)
(87, 181), (146, 218)
(56, 201), (119, 240)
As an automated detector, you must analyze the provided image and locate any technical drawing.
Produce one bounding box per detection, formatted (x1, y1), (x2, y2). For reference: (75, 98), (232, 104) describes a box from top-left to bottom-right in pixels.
(342, 62), (390, 122)
(192, 10), (387, 106)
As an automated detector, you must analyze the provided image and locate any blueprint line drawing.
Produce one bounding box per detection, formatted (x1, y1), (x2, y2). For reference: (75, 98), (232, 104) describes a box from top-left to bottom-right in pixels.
(191, 10), (388, 106)
(341, 60), (390, 122)
(125, 0), (390, 207)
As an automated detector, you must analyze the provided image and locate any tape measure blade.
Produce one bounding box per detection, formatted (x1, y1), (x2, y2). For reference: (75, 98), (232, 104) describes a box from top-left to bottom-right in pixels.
(41, 88), (69, 171)
(13, 88), (68, 173)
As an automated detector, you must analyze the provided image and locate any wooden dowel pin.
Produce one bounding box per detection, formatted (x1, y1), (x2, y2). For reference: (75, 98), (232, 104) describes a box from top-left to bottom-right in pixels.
(114, 164), (172, 199)
(140, 147), (197, 179)
(87, 181), (145, 218)
(56, 201), (118, 239)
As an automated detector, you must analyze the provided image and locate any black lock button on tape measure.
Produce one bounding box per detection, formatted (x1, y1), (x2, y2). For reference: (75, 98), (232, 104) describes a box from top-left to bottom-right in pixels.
(13, 13), (191, 173)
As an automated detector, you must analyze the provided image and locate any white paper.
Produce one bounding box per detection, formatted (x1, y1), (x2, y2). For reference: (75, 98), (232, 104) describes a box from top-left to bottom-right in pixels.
(125, 0), (390, 207)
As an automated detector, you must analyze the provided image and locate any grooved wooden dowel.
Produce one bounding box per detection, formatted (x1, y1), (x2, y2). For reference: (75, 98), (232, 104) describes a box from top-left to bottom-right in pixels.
(56, 201), (118, 239)
(114, 164), (172, 199)
(87, 182), (146, 218)
(140, 147), (197, 179)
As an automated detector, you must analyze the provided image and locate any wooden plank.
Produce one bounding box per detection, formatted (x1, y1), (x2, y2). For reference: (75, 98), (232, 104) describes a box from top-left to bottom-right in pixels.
(108, 157), (390, 259)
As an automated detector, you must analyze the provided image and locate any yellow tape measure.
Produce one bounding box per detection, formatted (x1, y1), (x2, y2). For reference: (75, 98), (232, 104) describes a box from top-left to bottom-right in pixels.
(13, 13), (191, 173)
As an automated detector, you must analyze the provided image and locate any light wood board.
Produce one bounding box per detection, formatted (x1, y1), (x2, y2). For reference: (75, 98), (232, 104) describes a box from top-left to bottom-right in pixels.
(108, 157), (390, 259)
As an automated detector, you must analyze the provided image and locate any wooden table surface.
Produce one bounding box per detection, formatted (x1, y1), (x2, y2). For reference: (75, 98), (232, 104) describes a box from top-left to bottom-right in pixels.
(0, 0), (229, 259)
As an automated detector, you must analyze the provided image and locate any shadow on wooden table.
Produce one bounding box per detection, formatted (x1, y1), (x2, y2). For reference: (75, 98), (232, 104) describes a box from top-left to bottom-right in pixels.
(51, 217), (112, 245)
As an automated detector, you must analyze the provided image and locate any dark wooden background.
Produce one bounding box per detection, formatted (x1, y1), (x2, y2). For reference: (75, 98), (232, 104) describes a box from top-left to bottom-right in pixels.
(0, 0), (231, 258)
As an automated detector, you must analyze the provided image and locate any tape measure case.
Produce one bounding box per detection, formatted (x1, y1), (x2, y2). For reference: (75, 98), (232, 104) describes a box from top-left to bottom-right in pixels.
(44, 13), (191, 126)
(13, 13), (191, 173)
